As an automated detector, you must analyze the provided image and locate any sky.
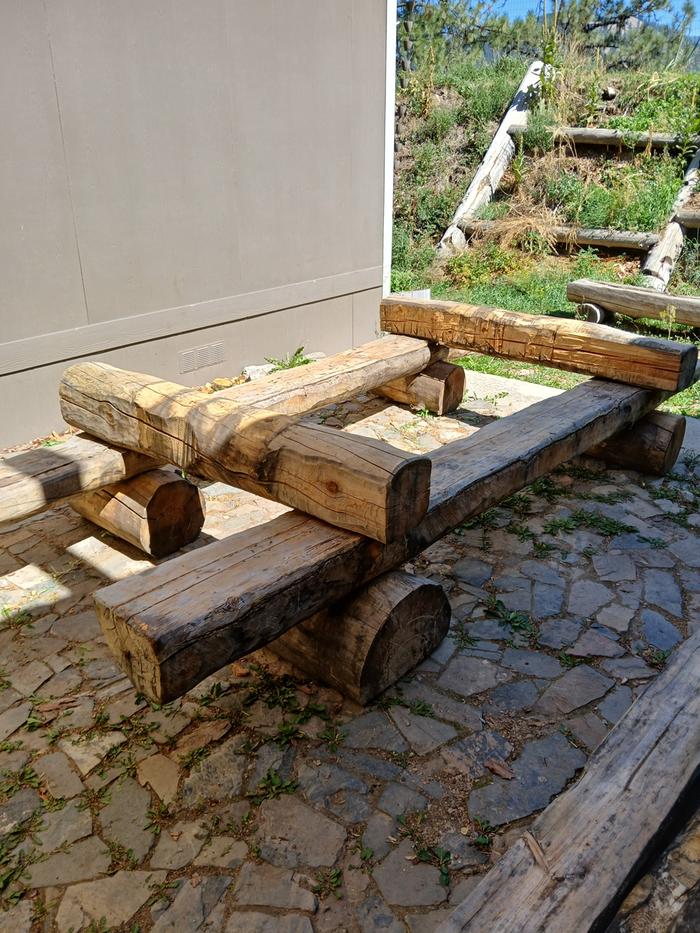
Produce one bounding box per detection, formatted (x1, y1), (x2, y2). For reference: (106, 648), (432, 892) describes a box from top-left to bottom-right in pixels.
(499, 0), (700, 34)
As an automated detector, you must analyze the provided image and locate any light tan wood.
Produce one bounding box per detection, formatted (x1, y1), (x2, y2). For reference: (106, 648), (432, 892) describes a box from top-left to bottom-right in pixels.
(380, 296), (697, 392)
(437, 631), (700, 933)
(676, 208), (700, 229)
(59, 362), (431, 544)
(568, 278), (700, 327)
(0, 433), (161, 527)
(375, 361), (465, 415)
(438, 60), (543, 256)
(94, 375), (681, 702)
(642, 148), (700, 289)
(511, 124), (700, 151)
(71, 469), (205, 558)
(459, 218), (659, 251)
(270, 571), (450, 704)
(588, 411), (685, 476)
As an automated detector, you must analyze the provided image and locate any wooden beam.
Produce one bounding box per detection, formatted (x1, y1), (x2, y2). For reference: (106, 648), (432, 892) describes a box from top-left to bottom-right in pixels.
(0, 337), (440, 527)
(375, 361), (465, 415)
(270, 571), (451, 705)
(436, 631), (700, 933)
(587, 411), (685, 476)
(0, 434), (161, 527)
(676, 208), (700, 229)
(71, 470), (205, 558)
(458, 218), (659, 251)
(438, 60), (543, 256)
(380, 296), (697, 392)
(59, 362), (431, 544)
(511, 124), (700, 151)
(94, 376), (679, 702)
(567, 278), (700, 328)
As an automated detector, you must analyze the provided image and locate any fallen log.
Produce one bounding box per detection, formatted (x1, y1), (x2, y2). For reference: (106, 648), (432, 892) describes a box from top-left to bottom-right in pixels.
(380, 296), (697, 392)
(567, 278), (700, 327)
(676, 208), (700, 229)
(94, 375), (681, 702)
(587, 411), (685, 476)
(375, 361), (465, 415)
(270, 571), (450, 705)
(438, 60), (543, 256)
(458, 218), (659, 252)
(70, 470), (205, 558)
(436, 630), (700, 933)
(510, 124), (700, 151)
(59, 362), (431, 544)
(642, 147), (700, 290)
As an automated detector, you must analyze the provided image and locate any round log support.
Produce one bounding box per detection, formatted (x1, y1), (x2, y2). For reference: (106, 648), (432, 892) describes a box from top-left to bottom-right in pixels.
(269, 571), (451, 705)
(587, 412), (686, 476)
(375, 361), (466, 415)
(581, 302), (610, 325)
(71, 469), (205, 557)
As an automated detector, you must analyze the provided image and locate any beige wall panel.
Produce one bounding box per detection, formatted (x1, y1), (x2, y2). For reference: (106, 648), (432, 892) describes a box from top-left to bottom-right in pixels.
(352, 288), (382, 346)
(0, 0), (88, 341)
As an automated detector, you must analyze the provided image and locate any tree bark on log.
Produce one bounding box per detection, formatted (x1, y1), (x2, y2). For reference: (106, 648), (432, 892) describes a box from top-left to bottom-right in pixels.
(270, 571), (451, 705)
(94, 375), (685, 703)
(59, 362), (431, 544)
(375, 361), (465, 415)
(567, 278), (700, 327)
(587, 411), (685, 476)
(70, 469), (205, 558)
(381, 296), (697, 392)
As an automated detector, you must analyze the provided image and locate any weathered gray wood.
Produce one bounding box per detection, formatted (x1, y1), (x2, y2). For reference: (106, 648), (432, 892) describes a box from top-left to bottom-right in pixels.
(458, 218), (659, 251)
(437, 60), (543, 256)
(436, 631), (700, 933)
(375, 361), (465, 415)
(59, 362), (431, 544)
(381, 296), (697, 392)
(0, 434), (161, 527)
(95, 375), (681, 702)
(71, 469), (205, 557)
(511, 124), (700, 151)
(270, 571), (451, 704)
(676, 209), (700, 229)
(587, 411), (685, 476)
(568, 278), (700, 327)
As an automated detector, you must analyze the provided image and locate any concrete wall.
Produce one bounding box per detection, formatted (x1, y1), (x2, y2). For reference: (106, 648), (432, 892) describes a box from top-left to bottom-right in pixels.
(0, 0), (388, 445)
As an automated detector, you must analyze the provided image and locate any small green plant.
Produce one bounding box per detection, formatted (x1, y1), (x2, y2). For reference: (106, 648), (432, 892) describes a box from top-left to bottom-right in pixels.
(197, 682), (225, 707)
(248, 768), (298, 805)
(543, 509), (635, 537)
(0, 606), (33, 632)
(473, 816), (496, 849)
(485, 597), (539, 647)
(0, 766), (40, 801)
(644, 647), (671, 669)
(265, 346), (311, 372)
(451, 619), (476, 650)
(319, 724), (346, 752)
(179, 747), (210, 769)
(558, 652), (583, 669)
(314, 867), (343, 899)
(273, 721), (304, 748)
(145, 801), (172, 836)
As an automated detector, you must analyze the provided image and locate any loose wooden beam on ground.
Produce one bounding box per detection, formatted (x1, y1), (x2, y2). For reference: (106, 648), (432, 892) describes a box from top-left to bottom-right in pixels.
(567, 278), (700, 328)
(94, 375), (682, 702)
(375, 361), (465, 415)
(0, 336), (442, 526)
(436, 630), (700, 933)
(270, 571), (451, 705)
(587, 411), (685, 476)
(70, 470), (205, 558)
(510, 124), (700, 151)
(380, 296), (697, 392)
(458, 218), (658, 252)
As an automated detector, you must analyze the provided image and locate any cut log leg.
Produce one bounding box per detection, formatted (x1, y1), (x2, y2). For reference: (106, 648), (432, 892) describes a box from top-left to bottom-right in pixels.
(375, 361), (465, 415)
(587, 412), (686, 476)
(59, 362), (432, 544)
(270, 571), (451, 705)
(581, 303), (610, 325)
(70, 469), (205, 558)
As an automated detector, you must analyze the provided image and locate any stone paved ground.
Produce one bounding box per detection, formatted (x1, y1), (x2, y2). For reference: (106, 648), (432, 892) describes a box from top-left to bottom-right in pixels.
(1, 371), (700, 932)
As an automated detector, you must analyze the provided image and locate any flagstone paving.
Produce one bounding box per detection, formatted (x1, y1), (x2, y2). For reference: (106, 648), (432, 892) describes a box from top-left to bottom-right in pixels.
(1, 372), (699, 931)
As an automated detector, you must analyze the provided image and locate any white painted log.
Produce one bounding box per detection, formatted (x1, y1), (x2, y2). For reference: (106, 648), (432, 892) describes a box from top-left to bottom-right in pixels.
(458, 219), (658, 251)
(437, 60), (544, 257)
(511, 125), (700, 151)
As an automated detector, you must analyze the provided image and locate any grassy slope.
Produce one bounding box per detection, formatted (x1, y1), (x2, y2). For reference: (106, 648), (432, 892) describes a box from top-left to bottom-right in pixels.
(392, 56), (700, 417)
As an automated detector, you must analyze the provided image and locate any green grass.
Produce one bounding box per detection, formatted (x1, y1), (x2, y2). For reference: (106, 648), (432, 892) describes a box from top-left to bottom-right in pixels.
(606, 72), (700, 135)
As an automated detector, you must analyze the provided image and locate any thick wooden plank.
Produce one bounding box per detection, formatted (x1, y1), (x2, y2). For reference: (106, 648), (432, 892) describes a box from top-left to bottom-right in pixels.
(437, 631), (700, 933)
(511, 124), (700, 151)
(59, 362), (431, 544)
(438, 60), (543, 256)
(71, 470), (205, 558)
(458, 218), (658, 251)
(0, 434), (161, 526)
(588, 411), (685, 476)
(380, 296), (697, 392)
(95, 376), (675, 702)
(375, 361), (465, 415)
(568, 278), (700, 327)
(271, 571), (450, 705)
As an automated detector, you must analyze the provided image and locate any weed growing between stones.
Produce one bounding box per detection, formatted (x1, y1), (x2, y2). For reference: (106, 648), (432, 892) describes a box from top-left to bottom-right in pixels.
(247, 768), (298, 805)
(397, 811), (452, 887)
(313, 866), (343, 900)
